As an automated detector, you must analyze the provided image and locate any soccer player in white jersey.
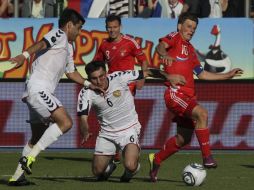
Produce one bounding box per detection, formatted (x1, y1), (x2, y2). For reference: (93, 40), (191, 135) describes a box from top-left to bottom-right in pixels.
(8, 8), (102, 186)
(77, 61), (186, 182)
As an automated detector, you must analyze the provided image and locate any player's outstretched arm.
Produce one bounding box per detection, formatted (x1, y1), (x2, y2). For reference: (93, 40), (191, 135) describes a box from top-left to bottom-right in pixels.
(79, 115), (92, 145)
(197, 68), (243, 80)
(156, 42), (175, 66)
(144, 69), (186, 88)
(66, 71), (105, 95)
(9, 40), (47, 69)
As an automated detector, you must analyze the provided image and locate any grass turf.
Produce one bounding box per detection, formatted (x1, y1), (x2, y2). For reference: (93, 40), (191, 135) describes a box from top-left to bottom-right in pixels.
(0, 150), (254, 190)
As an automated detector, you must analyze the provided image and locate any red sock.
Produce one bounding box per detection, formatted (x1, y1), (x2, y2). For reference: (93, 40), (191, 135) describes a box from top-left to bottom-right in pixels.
(195, 128), (211, 158)
(154, 136), (180, 165)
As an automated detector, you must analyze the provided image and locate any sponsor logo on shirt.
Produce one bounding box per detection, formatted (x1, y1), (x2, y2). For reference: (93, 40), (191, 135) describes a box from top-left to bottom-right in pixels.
(120, 49), (126, 57)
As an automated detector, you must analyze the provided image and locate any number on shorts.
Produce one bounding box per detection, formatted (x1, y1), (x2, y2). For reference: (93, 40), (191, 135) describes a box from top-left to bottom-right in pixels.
(130, 135), (135, 143)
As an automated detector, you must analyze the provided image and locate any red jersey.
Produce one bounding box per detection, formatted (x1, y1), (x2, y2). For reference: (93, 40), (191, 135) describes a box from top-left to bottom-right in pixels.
(94, 35), (147, 74)
(160, 32), (202, 96)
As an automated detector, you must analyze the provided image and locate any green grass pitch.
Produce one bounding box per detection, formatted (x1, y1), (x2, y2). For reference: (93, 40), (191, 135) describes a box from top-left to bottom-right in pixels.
(0, 150), (254, 190)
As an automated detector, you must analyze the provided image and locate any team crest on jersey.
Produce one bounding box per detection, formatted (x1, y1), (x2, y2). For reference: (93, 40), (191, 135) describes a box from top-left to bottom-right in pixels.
(113, 90), (121, 97)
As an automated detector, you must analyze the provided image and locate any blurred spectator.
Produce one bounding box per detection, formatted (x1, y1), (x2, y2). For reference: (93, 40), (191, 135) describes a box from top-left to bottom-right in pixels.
(88, 0), (136, 18)
(22, 0), (56, 18)
(223, 0), (244, 17)
(137, 0), (157, 18)
(209, 0), (228, 18)
(152, 0), (183, 18)
(7, 0), (14, 16)
(0, 0), (8, 17)
(182, 0), (210, 18)
(251, 0), (254, 17)
(107, 0), (136, 17)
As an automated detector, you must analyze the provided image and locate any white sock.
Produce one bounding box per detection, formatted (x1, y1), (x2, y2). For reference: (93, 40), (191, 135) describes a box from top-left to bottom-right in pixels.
(28, 123), (63, 158)
(12, 143), (32, 180)
(22, 143), (32, 156)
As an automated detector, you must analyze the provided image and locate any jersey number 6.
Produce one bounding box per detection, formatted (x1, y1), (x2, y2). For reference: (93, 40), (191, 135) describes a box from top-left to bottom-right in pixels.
(106, 98), (113, 107)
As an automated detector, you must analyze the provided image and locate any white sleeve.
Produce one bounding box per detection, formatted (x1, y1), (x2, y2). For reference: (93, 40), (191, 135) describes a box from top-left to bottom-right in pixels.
(108, 70), (144, 84)
(77, 88), (92, 116)
(43, 28), (67, 48)
(65, 43), (76, 73)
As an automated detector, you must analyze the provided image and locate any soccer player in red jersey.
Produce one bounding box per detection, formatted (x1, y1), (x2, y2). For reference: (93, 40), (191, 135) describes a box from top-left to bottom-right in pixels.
(94, 14), (149, 163)
(148, 12), (243, 182)
(94, 14), (148, 95)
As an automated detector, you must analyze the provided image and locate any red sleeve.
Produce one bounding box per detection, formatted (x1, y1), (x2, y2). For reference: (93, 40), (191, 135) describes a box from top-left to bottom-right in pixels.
(159, 33), (176, 48)
(130, 41), (147, 62)
(93, 45), (104, 61)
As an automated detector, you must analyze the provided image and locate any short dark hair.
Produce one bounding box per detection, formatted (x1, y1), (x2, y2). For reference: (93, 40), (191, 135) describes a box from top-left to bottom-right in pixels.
(85, 61), (106, 78)
(105, 14), (121, 26)
(177, 12), (199, 26)
(58, 8), (85, 28)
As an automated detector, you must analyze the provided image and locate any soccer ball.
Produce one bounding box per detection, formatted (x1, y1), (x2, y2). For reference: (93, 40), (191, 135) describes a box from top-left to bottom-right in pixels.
(182, 163), (207, 186)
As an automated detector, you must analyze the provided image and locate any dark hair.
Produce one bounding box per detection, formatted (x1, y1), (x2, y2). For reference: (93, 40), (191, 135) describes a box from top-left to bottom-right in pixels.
(85, 61), (106, 78)
(177, 12), (199, 26)
(105, 14), (121, 26)
(58, 8), (85, 28)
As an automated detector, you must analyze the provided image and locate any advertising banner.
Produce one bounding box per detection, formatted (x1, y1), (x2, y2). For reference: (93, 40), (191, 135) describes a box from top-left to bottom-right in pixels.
(0, 18), (253, 79)
(0, 81), (253, 149)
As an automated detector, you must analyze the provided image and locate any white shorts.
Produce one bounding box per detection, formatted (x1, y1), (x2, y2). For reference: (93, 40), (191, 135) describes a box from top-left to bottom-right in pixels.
(94, 123), (141, 155)
(25, 90), (62, 124)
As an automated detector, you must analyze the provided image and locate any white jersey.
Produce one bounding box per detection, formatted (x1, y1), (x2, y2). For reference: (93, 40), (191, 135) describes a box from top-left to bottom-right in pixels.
(77, 70), (144, 132)
(27, 28), (76, 94)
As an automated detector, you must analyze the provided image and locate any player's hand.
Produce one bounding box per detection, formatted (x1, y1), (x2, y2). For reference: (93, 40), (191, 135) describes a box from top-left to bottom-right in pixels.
(161, 55), (175, 66)
(167, 74), (186, 88)
(229, 68), (243, 78)
(9, 54), (26, 69)
(89, 83), (105, 96)
(81, 131), (92, 145)
(136, 79), (145, 90)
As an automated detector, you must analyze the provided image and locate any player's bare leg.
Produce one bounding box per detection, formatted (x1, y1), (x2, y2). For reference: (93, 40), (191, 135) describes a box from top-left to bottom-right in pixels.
(9, 123), (48, 186)
(192, 105), (217, 168)
(92, 155), (116, 180)
(19, 107), (72, 175)
(120, 143), (140, 182)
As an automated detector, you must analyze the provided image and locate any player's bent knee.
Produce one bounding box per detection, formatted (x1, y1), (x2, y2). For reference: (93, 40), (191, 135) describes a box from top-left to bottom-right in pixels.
(58, 119), (73, 132)
(92, 166), (104, 176)
(124, 160), (138, 172)
(176, 135), (185, 147)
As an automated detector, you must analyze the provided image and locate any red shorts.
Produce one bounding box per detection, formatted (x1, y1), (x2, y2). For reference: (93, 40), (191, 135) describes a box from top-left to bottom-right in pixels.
(164, 88), (197, 128)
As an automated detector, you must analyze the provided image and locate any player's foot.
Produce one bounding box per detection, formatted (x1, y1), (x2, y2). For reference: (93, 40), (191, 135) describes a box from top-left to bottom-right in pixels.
(19, 156), (35, 175)
(8, 173), (30, 186)
(120, 163), (140, 182)
(148, 153), (160, 182)
(97, 161), (117, 181)
(203, 155), (217, 168)
(113, 152), (121, 164)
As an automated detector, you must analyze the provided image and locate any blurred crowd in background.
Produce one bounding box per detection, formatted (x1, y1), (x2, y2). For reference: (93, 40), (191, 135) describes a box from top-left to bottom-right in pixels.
(0, 0), (253, 18)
